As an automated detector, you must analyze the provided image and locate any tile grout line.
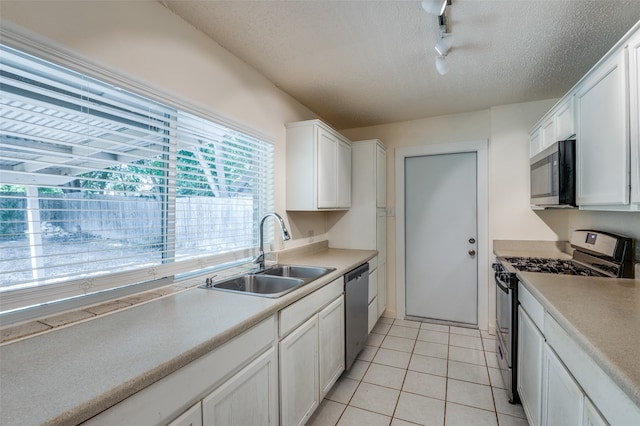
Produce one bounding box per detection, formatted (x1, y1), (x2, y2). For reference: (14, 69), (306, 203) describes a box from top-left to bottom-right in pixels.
(321, 319), (519, 426)
(481, 330), (501, 426)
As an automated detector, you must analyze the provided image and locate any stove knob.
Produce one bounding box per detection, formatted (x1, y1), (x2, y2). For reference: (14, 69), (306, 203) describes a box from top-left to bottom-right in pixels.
(468, 249), (476, 256)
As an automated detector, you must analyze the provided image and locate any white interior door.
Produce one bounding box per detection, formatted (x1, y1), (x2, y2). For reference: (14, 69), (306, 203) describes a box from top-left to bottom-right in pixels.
(405, 152), (478, 325)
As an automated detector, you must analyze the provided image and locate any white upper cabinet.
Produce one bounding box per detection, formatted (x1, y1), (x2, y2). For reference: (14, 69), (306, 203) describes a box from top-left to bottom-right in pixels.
(529, 95), (576, 158)
(630, 29), (640, 206)
(541, 116), (556, 150)
(555, 96), (575, 142)
(530, 21), (640, 210)
(286, 120), (351, 210)
(576, 47), (629, 206)
(530, 127), (542, 158)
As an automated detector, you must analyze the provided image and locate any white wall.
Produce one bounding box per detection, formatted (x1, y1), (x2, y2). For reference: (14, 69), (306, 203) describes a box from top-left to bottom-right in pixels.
(1, 0), (327, 245)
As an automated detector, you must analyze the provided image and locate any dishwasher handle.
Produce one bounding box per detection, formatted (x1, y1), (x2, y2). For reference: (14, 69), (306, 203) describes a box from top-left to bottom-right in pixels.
(345, 263), (369, 282)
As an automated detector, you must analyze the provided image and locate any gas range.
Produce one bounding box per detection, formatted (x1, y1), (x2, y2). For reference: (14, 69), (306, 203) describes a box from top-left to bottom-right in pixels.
(497, 230), (633, 279)
(492, 230), (633, 405)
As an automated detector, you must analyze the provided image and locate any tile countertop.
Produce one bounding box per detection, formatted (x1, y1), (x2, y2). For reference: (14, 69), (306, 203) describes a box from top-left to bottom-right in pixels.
(493, 240), (640, 408)
(0, 244), (376, 426)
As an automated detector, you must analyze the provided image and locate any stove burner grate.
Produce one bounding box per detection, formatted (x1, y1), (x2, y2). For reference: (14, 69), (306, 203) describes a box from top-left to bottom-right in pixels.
(504, 257), (602, 277)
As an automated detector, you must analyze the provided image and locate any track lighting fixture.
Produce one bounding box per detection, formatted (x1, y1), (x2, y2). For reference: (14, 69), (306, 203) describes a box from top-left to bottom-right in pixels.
(423, 0), (454, 75)
(435, 55), (449, 75)
(421, 0), (447, 16)
(434, 34), (453, 56)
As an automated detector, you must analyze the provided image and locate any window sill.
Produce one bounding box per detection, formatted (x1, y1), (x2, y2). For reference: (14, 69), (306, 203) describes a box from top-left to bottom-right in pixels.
(0, 263), (257, 345)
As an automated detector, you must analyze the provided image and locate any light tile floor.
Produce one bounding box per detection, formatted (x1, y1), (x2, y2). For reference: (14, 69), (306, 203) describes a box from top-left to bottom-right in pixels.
(308, 317), (529, 426)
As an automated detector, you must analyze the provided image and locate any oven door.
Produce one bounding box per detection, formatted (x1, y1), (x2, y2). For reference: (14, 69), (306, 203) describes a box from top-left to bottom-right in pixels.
(494, 268), (519, 403)
(495, 271), (512, 362)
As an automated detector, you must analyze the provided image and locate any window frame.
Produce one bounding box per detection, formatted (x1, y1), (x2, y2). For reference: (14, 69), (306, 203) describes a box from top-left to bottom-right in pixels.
(0, 24), (276, 324)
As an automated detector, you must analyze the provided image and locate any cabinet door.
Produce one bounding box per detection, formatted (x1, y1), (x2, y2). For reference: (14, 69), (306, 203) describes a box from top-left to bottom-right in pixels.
(376, 144), (387, 208)
(280, 315), (319, 426)
(318, 296), (345, 398)
(317, 129), (338, 209)
(630, 31), (640, 205)
(518, 306), (544, 426)
(368, 299), (377, 333)
(530, 128), (542, 157)
(541, 117), (556, 150)
(555, 96), (575, 141)
(168, 402), (202, 426)
(337, 139), (351, 208)
(542, 344), (584, 426)
(202, 348), (278, 426)
(576, 48), (630, 206)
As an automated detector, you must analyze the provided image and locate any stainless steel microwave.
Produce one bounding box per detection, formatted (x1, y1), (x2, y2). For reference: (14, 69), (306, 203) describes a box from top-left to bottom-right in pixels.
(530, 139), (576, 208)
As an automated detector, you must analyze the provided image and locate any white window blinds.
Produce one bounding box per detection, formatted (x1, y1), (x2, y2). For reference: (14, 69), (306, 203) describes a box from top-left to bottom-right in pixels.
(0, 45), (274, 313)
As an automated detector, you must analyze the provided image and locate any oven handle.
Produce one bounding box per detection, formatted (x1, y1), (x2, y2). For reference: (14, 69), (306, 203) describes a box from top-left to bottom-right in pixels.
(495, 275), (511, 294)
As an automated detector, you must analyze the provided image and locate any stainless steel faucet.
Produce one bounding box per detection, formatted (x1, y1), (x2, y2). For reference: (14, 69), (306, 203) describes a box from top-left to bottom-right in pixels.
(254, 212), (291, 270)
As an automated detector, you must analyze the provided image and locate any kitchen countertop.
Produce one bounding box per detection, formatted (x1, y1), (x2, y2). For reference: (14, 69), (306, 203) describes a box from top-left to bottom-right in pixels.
(0, 245), (376, 426)
(493, 240), (640, 407)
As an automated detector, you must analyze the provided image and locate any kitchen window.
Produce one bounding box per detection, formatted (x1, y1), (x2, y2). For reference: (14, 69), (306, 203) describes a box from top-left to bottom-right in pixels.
(0, 44), (274, 317)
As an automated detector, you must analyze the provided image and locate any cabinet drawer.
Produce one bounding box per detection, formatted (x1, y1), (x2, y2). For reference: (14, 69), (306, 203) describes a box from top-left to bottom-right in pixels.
(368, 299), (377, 334)
(279, 277), (344, 337)
(368, 268), (377, 303)
(368, 256), (378, 271)
(518, 282), (544, 330)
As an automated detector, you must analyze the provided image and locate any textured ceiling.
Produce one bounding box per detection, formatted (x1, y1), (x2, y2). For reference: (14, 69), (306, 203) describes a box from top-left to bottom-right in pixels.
(161, 1), (640, 130)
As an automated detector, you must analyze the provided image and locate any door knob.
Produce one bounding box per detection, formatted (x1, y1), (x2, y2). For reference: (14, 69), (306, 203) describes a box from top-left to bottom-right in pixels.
(468, 249), (476, 256)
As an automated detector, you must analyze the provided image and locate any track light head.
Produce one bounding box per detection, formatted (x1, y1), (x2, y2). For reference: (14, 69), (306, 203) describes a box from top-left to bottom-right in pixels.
(435, 55), (449, 75)
(434, 34), (453, 56)
(422, 0), (447, 16)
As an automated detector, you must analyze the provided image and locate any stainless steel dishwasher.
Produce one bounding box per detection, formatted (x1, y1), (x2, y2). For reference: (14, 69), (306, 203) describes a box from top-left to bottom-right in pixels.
(344, 262), (369, 371)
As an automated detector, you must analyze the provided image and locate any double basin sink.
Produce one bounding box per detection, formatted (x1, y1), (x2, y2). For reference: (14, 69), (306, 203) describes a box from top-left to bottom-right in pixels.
(202, 265), (335, 298)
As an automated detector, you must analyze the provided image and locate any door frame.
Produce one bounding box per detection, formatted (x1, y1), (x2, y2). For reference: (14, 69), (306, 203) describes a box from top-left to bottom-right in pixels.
(395, 140), (489, 330)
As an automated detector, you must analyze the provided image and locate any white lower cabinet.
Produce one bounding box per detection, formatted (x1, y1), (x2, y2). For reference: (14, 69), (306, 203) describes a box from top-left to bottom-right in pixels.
(367, 257), (378, 333)
(278, 278), (345, 426)
(517, 306), (544, 426)
(168, 402), (202, 426)
(202, 347), (278, 426)
(280, 316), (320, 426)
(516, 285), (637, 426)
(376, 259), (386, 320)
(583, 397), (608, 426)
(542, 344), (584, 426)
(319, 296), (345, 398)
